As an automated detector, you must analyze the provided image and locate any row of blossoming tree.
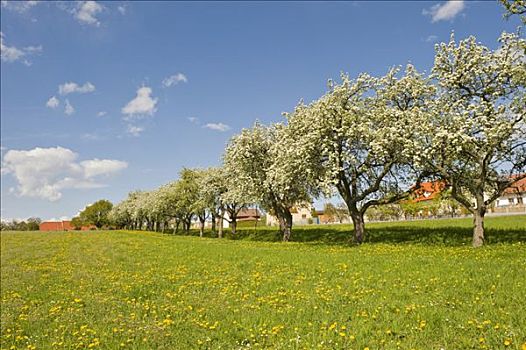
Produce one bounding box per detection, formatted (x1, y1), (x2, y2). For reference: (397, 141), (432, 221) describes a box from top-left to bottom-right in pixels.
(110, 28), (525, 247)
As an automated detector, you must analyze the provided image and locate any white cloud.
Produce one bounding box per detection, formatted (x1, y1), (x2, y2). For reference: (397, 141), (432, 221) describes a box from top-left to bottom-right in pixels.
(0, 32), (42, 64)
(204, 123), (230, 132)
(46, 96), (60, 109)
(162, 73), (188, 88)
(1, 0), (40, 13)
(97, 111), (107, 117)
(64, 99), (75, 116)
(187, 116), (199, 124)
(423, 1), (465, 23)
(0, 34), (24, 62)
(80, 159), (128, 178)
(58, 82), (96, 95)
(425, 35), (439, 43)
(117, 5), (126, 15)
(121, 86), (158, 119)
(1, 146), (128, 201)
(75, 1), (103, 26)
(126, 125), (144, 137)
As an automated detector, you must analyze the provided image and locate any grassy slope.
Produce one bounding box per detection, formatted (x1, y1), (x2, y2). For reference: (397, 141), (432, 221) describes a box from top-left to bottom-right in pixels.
(1, 216), (525, 350)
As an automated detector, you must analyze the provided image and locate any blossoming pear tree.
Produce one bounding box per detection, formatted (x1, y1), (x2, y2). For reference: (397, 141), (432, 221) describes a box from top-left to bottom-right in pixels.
(422, 32), (525, 247)
(284, 66), (432, 243)
(500, 0), (526, 23)
(197, 167), (227, 237)
(223, 122), (311, 241)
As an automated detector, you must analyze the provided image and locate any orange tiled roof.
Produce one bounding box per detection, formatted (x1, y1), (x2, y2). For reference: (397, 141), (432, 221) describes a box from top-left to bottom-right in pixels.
(411, 181), (446, 202)
(504, 176), (526, 194)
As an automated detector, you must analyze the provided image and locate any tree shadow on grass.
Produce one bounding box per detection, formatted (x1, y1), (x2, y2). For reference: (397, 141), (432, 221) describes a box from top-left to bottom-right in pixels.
(178, 225), (526, 247)
(362, 226), (526, 246)
(162, 216), (526, 247)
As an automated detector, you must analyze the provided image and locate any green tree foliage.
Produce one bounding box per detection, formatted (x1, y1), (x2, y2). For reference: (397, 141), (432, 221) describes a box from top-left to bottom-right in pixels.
(71, 216), (85, 230)
(0, 218), (41, 231)
(79, 200), (113, 229)
(26, 217), (41, 231)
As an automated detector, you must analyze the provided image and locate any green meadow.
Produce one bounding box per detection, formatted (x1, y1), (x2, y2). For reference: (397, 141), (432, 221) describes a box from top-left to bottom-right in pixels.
(1, 216), (525, 349)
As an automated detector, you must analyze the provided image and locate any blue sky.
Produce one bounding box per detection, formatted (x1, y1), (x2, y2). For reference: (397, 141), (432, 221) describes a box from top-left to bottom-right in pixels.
(0, 0), (522, 220)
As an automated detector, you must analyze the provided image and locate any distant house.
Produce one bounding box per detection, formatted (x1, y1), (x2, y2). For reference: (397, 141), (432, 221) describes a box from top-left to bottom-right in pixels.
(197, 208), (262, 229)
(39, 220), (96, 231)
(406, 177), (526, 215)
(315, 209), (351, 224)
(236, 208), (261, 222)
(410, 181), (447, 203)
(493, 176), (526, 214)
(315, 210), (332, 224)
(266, 203), (314, 226)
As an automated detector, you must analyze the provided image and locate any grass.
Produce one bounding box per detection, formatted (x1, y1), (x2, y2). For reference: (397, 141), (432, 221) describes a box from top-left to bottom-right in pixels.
(1, 216), (525, 349)
(190, 215), (526, 246)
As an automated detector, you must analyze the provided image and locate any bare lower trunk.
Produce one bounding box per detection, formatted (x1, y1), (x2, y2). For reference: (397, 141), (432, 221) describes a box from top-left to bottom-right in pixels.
(174, 220), (180, 234)
(218, 209), (224, 238)
(278, 210), (293, 242)
(231, 218), (237, 236)
(211, 213), (216, 233)
(199, 217), (205, 238)
(472, 210), (485, 248)
(339, 194), (366, 243)
(350, 210), (365, 244)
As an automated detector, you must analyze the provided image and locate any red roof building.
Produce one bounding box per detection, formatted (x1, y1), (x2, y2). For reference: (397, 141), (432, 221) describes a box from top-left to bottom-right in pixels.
(410, 181), (447, 203)
(503, 176), (526, 195)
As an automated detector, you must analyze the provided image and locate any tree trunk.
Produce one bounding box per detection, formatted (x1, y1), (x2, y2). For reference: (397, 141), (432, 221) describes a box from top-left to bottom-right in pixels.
(174, 220), (180, 234)
(231, 218), (237, 236)
(184, 218), (191, 233)
(350, 209), (365, 244)
(281, 210), (293, 242)
(218, 209), (224, 238)
(472, 209), (485, 248)
(211, 213), (216, 233)
(274, 205), (293, 242)
(199, 217), (205, 238)
(342, 200), (366, 244)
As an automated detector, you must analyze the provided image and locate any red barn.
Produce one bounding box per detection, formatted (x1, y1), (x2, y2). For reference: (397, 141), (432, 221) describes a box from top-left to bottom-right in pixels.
(39, 221), (96, 231)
